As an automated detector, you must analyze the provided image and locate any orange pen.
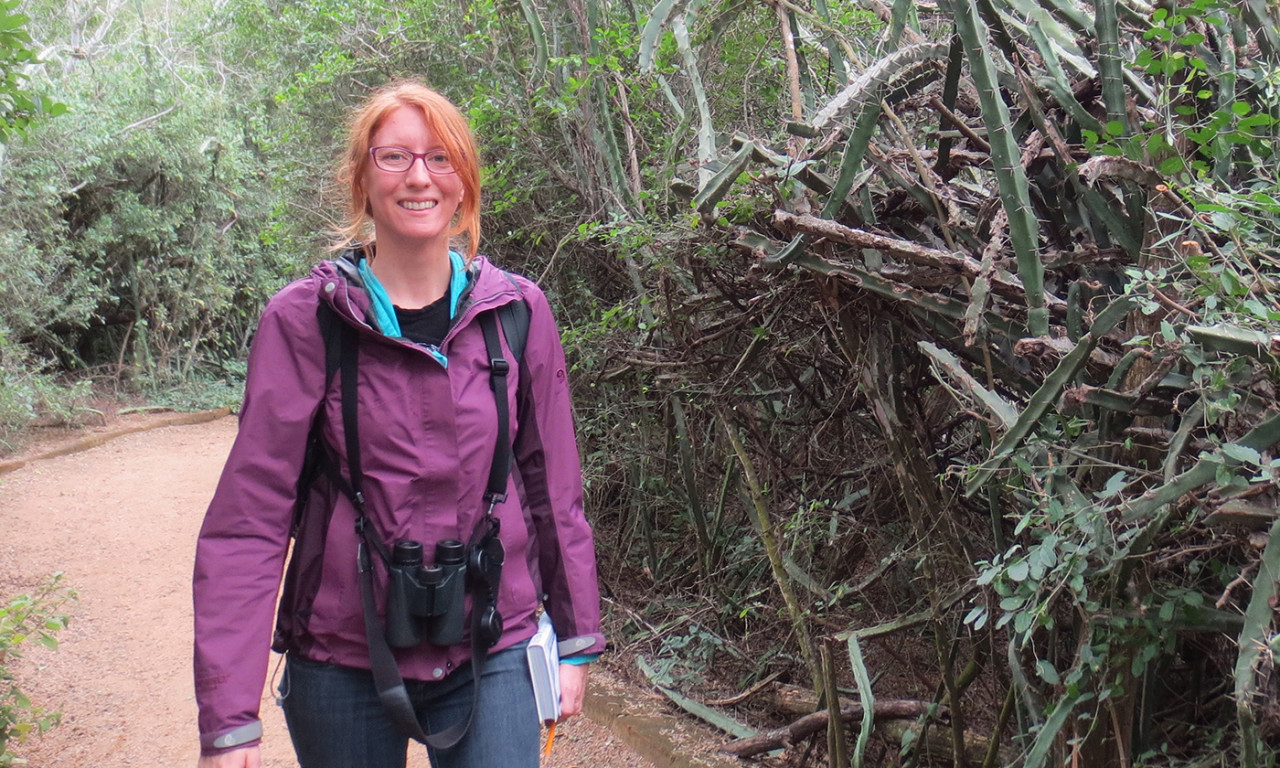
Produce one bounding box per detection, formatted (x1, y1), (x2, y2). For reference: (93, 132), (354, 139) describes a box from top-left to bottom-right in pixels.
(543, 722), (557, 756)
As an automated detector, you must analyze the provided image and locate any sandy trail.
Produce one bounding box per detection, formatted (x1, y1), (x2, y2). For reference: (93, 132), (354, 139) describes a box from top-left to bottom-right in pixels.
(0, 416), (651, 768)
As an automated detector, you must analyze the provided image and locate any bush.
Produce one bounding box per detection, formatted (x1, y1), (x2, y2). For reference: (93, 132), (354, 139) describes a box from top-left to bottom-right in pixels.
(0, 575), (74, 765)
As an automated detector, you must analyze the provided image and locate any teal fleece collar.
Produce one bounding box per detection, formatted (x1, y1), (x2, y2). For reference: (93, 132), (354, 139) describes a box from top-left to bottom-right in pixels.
(356, 250), (469, 366)
(357, 250), (468, 336)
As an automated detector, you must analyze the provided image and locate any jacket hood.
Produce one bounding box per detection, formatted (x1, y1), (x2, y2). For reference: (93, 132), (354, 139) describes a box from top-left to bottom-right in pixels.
(310, 249), (521, 336)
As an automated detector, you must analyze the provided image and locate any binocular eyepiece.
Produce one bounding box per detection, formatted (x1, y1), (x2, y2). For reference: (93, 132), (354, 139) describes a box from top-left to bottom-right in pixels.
(385, 538), (467, 648)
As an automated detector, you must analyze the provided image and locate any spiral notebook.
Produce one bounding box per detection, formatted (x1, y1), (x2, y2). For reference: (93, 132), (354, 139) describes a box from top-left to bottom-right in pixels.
(527, 613), (561, 723)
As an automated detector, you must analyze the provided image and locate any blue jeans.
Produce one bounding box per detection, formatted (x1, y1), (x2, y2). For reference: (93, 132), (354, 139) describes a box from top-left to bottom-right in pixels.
(279, 642), (539, 768)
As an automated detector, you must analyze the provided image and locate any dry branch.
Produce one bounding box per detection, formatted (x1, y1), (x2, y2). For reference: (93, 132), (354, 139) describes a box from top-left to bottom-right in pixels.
(774, 211), (982, 273)
(927, 96), (991, 152)
(1206, 501), (1280, 530)
(720, 700), (939, 757)
(1078, 156), (1163, 188)
(773, 210), (1065, 310)
(766, 682), (858, 717)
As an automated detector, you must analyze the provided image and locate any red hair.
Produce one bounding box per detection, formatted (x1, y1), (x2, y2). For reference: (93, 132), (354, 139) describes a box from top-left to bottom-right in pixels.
(334, 81), (481, 259)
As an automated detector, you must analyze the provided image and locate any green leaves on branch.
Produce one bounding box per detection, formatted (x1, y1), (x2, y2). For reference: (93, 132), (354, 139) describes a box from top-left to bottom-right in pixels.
(0, 0), (64, 142)
(1, 574), (75, 763)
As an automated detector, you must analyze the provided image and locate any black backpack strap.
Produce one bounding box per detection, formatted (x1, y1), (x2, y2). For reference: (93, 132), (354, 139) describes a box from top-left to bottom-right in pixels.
(290, 304), (345, 534)
(479, 310), (511, 504)
(338, 319), (364, 513)
(497, 297), (529, 365)
(320, 303), (343, 383)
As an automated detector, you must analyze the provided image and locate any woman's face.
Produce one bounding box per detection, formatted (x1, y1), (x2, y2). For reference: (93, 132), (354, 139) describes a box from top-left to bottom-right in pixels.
(362, 105), (464, 253)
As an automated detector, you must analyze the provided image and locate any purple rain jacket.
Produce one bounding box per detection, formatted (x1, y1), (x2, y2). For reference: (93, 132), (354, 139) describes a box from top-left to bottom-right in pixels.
(192, 254), (604, 755)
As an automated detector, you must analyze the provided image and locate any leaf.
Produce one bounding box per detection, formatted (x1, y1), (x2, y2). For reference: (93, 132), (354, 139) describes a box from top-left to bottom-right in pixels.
(1222, 443), (1262, 466)
(846, 635), (876, 768)
(1029, 545), (1054, 579)
(1023, 692), (1080, 768)
(1238, 114), (1275, 130)
(976, 563), (1001, 586)
(637, 656), (757, 738)
(0, 10), (28, 31)
(1007, 559), (1030, 582)
(1097, 470), (1128, 500)
(1036, 659), (1061, 685)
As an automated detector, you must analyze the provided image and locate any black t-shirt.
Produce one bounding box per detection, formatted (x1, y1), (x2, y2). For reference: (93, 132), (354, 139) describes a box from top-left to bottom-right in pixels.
(394, 294), (450, 347)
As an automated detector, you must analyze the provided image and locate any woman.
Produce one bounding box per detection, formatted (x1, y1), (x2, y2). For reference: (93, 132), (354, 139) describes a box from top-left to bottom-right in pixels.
(193, 81), (604, 768)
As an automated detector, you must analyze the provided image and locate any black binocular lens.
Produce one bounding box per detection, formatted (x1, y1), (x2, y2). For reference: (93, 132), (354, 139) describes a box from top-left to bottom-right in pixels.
(392, 540), (424, 567)
(435, 539), (465, 566)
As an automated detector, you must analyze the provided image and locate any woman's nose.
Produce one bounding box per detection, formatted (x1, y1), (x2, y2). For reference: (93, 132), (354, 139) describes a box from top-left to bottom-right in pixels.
(404, 157), (434, 185)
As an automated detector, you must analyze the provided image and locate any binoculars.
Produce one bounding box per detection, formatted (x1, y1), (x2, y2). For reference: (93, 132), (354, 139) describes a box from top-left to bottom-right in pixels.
(385, 528), (506, 650)
(385, 539), (468, 648)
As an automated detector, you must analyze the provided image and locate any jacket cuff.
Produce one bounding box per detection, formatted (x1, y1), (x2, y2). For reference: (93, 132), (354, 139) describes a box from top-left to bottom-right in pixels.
(557, 634), (604, 657)
(200, 721), (263, 755)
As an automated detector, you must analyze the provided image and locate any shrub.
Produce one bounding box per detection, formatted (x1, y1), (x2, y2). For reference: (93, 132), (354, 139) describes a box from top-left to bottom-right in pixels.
(0, 575), (74, 765)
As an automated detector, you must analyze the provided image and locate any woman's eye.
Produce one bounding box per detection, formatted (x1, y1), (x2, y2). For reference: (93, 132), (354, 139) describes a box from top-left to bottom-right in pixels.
(427, 152), (450, 164)
(382, 150), (410, 162)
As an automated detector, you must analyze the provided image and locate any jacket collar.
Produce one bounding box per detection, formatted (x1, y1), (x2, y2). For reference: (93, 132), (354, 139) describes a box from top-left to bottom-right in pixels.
(314, 248), (518, 332)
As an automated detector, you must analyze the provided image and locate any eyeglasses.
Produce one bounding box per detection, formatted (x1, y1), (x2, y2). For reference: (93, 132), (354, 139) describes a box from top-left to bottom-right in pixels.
(369, 146), (457, 175)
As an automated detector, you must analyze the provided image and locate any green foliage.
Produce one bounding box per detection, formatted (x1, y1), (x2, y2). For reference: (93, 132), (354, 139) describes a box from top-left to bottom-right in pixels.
(0, 342), (91, 451)
(0, 574), (74, 764)
(0, 0), (315, 427)
(0, 0), (63, 141)
(619, 0), (1280, 761)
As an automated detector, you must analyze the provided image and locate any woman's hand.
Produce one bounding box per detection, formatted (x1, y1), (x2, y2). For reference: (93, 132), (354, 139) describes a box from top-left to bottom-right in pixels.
(557, 663), (589, 722)
(197, 745), (261, 768)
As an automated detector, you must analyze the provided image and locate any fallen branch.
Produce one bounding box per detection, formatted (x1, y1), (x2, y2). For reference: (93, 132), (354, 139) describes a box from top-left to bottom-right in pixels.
(773, 210), (1065, 310)
(721, 700), (938, 757)
(775, 210), (982, 275)
(880, 718), (1018, 767)
(705, 671), (784, 708)
(115, 105), (176, 136)
(766, 682), (859, 717)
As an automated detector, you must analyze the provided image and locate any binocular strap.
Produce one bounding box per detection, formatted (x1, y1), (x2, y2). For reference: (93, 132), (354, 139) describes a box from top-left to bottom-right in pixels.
(358, 530), (487, 750)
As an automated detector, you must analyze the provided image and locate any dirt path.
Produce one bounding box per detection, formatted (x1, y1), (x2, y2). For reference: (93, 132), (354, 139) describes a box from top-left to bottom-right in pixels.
(0, 416), (659, 768)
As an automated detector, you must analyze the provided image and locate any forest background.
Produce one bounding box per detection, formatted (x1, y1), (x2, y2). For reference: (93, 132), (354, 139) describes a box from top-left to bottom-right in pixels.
(2, 0), (1280, 766)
